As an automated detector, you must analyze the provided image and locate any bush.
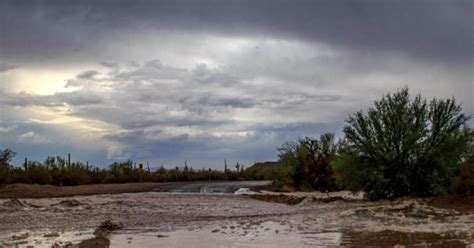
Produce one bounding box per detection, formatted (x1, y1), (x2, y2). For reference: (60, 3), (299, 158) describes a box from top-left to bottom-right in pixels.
(6, 168), (28, 184)
(451, 153), (474, 195)
(334, 87), (472, 200)
(277, 133), (338, 191)
(0, 149), (16, 184)
(103, 173), (117, 183)
(27, 163), (52, 185)
(268, 163), (293, 189)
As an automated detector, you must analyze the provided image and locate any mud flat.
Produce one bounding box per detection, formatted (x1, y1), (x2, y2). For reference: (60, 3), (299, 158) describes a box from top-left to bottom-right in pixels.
(0, 188), (472, 247)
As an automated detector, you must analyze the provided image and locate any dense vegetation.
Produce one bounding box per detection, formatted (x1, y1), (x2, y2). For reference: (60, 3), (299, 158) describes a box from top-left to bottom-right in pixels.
(1, 88), (472, 200)
(0, 150), (251, 185)
(274, 88), (473, 199)
(450, 149), (474, 195)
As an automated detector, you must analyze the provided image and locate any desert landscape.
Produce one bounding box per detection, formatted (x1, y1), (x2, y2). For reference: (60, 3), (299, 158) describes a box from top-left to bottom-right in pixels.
(1, 1), (473, 247)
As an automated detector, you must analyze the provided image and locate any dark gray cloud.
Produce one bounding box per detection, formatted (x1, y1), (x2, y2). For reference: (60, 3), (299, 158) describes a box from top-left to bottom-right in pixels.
(179, 94), (257, 109)
(77, 70), (98, 79)
(0, 89), (103, 107)
(100, 61), (118, 68)
(0, 63), (17, 72)
(99, 120), (336, 165)
(1, 0), (472, 65)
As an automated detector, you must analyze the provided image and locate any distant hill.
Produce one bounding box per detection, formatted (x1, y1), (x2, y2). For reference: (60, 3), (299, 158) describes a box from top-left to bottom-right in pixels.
(246, 161), (279, 171)
(245, 161), (280, 180)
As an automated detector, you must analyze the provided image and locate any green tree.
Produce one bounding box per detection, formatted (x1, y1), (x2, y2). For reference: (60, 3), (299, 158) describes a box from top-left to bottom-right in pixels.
(0, 149), (16, 184)
(450, 144), (474, 195)
(278, 133), (338, 191)
(334, 87), (472, 200)
(109, 160), (133, 182)
(0, 149), (16, 167)
(26, 161), (52, 185)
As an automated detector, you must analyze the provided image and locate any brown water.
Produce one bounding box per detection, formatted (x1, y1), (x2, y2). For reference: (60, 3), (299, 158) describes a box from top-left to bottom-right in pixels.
(0, 187), (472, 247)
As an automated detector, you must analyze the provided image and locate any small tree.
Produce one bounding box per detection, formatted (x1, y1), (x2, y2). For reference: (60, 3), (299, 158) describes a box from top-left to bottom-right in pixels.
(0, 149), (16, 167)
(334, 87), (472, 200)
(109, 160), (134, 182)
(278, 133), (338, 191)
(0, 149), (16, 184)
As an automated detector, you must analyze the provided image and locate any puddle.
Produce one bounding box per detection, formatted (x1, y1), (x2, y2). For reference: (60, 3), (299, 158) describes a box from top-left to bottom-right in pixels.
(0, 229), (95, 248)
(110, 221), (312, 248)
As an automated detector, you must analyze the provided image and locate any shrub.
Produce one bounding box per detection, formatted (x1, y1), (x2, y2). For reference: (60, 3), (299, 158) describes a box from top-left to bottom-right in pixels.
(27, 162), (52, 185)
(451, 152), (474, 195)
(277, 133), (338, 191)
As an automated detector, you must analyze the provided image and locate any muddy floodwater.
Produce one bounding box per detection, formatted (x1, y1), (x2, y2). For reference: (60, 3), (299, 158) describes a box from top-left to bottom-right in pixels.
(0, 181), (472, 247)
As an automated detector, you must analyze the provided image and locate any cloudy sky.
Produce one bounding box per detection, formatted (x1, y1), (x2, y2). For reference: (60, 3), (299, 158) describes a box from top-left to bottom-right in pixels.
(0, 0), (472, 169)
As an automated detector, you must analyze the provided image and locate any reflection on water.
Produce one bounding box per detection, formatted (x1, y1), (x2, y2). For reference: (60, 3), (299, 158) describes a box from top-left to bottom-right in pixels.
(164, 180), (272, 193)
(110, 218), (473, 248)
(3, 224), (471, 248)
(1, 189), (472, 247)
(0, 229), (95, 248)
(111, 221), (309, 248)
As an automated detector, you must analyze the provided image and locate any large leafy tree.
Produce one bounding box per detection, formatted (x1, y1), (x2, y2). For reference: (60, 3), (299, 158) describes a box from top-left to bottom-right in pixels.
(334, 87), (472, 200)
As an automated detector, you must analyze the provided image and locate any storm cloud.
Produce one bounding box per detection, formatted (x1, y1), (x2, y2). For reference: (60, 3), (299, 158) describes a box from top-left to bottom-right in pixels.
(0, 0), (472, 168)
(1, 1), (472, 63)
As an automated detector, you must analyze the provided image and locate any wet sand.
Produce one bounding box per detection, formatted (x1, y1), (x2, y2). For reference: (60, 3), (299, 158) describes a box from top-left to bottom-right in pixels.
(0, 183), (164, 199)
(0, 182), (472, 247)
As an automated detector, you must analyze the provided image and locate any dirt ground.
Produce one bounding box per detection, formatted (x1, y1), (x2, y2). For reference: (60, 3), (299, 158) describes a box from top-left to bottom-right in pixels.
(0, 183), (472, 247)
(427, 194), (474, 213)
(0, 183), (170, 198)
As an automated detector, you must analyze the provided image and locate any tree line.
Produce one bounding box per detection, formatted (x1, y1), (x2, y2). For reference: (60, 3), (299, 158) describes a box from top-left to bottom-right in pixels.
(0, 87), (472, 200)
(0, 152), (252, 186)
